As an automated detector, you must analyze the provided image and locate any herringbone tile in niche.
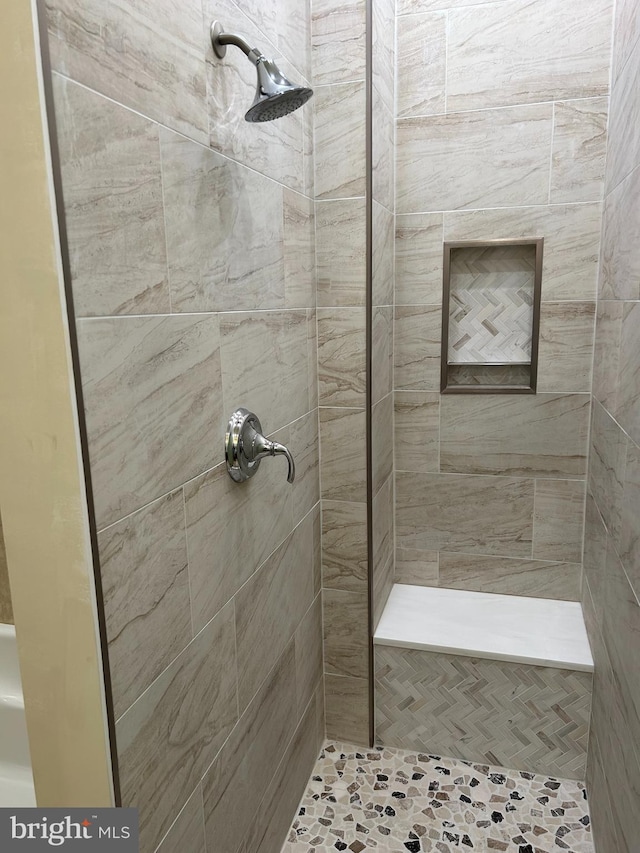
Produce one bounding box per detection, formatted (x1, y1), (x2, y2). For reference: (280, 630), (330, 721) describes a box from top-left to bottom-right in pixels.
(282, 742), (594, 852)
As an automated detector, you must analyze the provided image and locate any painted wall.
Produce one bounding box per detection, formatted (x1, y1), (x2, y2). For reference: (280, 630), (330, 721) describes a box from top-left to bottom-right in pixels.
(0, 0), (113, 806)
(393, 0), (612, 601)
(0, 514), (13, 625)
(44, 0), (321, 850)
(583, 0), (640, 848)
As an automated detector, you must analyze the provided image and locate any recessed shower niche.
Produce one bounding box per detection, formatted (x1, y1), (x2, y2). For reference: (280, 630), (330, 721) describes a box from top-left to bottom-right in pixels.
(441, 239), (543, 393)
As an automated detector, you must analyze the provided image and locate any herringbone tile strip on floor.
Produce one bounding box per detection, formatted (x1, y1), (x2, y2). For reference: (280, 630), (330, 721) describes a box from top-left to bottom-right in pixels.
(375, 645), (592, 781)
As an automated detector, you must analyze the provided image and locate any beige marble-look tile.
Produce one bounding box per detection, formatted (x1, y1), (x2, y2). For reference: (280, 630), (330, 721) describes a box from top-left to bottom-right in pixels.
(372, 306), (393, 406)
(160, 128), (284, 313)
(583, 493), (608, 629)
(620, 440), (640, 601)
(219, 310), (309, 433)
(537, 302), (596, 393)
(322, 500), (368, 593)
(46, 0), (207, 143)
(617, 301), (640, 447)
(0, 515), (12, 625)
(606, 34), (640, 193)
(397, 105), (552, 213)
(314, 81), (366, 199)
(372, 0), (395, 112)
(398, 0), (517, 11)
(441, 394), (590, 479)
(307, 309), (318, 411)
(78, 315), (222, 529)
(117, 600), (237, 853)
(438, 552), (581, 601)
(612, 0), (640, 83)
(311, 0), (366, 86)
(312, 503), (322, 598)
(323, 588), (368, 679)
(396, 472), (534, 557)
(319, 408), (367, 502)
(316, 199), (367, 307)
(533, 479), (586, 564)
(600, 163), (640, 301)
(372, 394), (393, 496)
(372, 476), (394, 628)
(592, 301), (623, 411)
(372, 200), (394, 307)
(156, 786), (206, 853)
(372, 86), (395, 212)
(278, 0), (312, 83)
(324, 674), (370, 745)
(295, 595), (323, 718)
(245, 701), (319, 853)
(317, 308), (366, 407)
(184, 458), (292, 633)
(395, 213), (444, 306)
(394, 391), (439, 474)
(235, 511), (315, 711)
(233, 0), (278, 48)
(290, 411), (320, 528)
(204, 0), (305, 191)
(53, 76), (169, 318)
(396, 12), (446, 118)
(551, 98), (608, 203)
(202, 642), (298, 853)
(98, 490), (190, 719)
(447, 0), (612, 112)
(589, 399), (628, 542)
(395, 548), (439, 587)
(394, 305), (441, 391)
(283, 190), (315, 309)
(445, 203), (603, 301)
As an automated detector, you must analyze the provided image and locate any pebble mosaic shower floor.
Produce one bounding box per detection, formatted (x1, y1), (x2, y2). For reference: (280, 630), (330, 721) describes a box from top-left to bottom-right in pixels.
(281, 742), (593, 853)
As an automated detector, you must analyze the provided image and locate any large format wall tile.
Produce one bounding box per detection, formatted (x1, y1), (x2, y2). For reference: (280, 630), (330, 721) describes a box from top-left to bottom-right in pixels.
(440, 394), (590, 479)
(617, 301), (640, 446)
(78, 315), (223, 529)
(395, 548), (439, 588)
(314, 82), (367, 199)
(322, 501), (368, 593)
(219, 310), (310, 433)
(589, 400), (628, 541)
(395, 214), (443, 306)
(98, 490), (191, 719)
(325, 674), (369, 745)
(372, 394), (393, 495)
(394, 306), (441, 391)
(156, 786), (206, 853)
(600, 164), (640, 300)
(533, 479), (586, 564)
(311, 0), (366, 86)
(235, 512), (315, 711)
(117, 601), (237, 853)
(396, 472), (534, 557)
(46, 0), (208, 143)
(317, 309), (366, 407)
(372, 307), (393, 405)
(160, 130), (285, 313)
(612, 0), (640, 82)
(185, 457), (292, 633)
(294, 596), (323, 717)
(445, 204), (603, 301)
(202, 642), (299, 853)
(53, 77), (169, 318)
(316, 200), (367, 307)
(447, 0), (612, 112)
(290, 412), (320, 527)
(397, 106), (552, 213)
(372, 202), (394, 307)
(319, 408), (367, 502)
(537, 302), (596, 393)
(396, 12), (446, 118)
(620, 441), (640, 599)
(592, 301), (623, 411)
(438, 553), (581, 601)
(323, 589), (369, 679)
(606, 35), (640, 192)
(394, 392), (439, 474)
(284, 190), (316, 309)
(551, 99), (608, 203)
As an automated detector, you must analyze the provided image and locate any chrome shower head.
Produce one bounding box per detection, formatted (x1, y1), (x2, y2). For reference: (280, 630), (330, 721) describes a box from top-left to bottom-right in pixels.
(211, 21), (313, 123)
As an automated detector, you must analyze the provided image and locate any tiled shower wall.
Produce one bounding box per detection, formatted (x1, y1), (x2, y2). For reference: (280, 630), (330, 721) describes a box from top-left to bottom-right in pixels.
(583, 0), (640, 848)
(393, 0), (613, 601)
(45, 1), (322, 851)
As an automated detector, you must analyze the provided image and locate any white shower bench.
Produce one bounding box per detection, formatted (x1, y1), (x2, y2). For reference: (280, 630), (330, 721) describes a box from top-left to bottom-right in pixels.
(374, 584), (593, 780)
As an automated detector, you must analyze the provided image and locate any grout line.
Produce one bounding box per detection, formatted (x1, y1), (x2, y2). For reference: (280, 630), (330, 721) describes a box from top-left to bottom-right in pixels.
(548, 102), (556, 205)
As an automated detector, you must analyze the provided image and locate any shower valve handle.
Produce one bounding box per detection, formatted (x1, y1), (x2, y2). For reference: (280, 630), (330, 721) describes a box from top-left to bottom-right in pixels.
(225, 408), (295, 484)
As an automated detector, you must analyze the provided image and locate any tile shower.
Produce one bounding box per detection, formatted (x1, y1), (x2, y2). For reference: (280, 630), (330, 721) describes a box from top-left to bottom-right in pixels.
(33, 0), (640, 851)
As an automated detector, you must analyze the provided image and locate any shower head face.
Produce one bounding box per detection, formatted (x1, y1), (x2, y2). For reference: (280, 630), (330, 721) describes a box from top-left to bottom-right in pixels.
(245, 57), (313, 123)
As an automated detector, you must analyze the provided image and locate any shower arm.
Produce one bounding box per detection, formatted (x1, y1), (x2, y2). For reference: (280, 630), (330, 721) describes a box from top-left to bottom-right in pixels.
(211, 22), (264, 66)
